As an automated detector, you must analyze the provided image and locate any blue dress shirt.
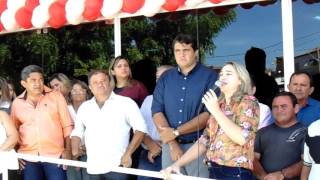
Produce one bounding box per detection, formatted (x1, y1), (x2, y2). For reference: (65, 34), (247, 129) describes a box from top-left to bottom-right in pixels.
(152, 63), (218, 142)
(297, 97), (320, 127)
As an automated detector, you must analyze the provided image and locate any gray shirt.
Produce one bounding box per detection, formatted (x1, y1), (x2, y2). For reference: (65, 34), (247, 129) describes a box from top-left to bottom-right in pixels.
(254, 122), (306, 178)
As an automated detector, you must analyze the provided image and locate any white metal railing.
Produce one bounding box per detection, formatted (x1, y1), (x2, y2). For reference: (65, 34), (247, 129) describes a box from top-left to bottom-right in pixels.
(0, 151), (212, 180)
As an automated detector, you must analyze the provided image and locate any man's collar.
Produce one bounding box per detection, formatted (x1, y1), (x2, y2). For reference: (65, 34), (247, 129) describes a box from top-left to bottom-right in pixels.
(305, 97), (320, 107)
(299, 97), (313, 108)
(177, 62), (200, 76)
(18, 86), (52, 100)
(92, 91), (116, 103)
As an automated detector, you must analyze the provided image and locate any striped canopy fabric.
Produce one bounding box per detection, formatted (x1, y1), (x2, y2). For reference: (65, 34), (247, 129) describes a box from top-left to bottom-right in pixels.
(0, 0), (318, 33)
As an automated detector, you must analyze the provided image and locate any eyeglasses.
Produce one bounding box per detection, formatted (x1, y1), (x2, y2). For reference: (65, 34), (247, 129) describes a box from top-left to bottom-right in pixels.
(71, 90), (86, 95)
(51, 83), (61, 88)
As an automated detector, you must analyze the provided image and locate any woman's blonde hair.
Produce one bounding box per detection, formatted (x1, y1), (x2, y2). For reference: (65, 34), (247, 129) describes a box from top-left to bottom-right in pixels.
(108, 55), (133, 88)
(219, 62), (252, 100)
(48, 73), (72, 92)
(0, 77), (10, 103)
(48, 73), (72, 104)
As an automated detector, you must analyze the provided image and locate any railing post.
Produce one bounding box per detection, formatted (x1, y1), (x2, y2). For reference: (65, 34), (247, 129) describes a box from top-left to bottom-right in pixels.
(281, 0), (295, 90)
(1, 168), (9, 180)
(114, 17), (121, 57)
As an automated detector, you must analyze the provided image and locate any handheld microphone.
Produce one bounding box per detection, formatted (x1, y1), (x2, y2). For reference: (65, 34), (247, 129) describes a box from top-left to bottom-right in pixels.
(210, 80), (221, 93)
(196, 80), (221, 114)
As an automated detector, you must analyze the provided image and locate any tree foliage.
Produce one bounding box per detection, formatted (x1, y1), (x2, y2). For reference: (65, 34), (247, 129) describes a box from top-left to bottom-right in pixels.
(0, 9), (236, 87)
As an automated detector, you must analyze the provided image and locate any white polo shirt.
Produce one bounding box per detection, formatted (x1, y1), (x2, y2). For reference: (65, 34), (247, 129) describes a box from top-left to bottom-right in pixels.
(303, 120), (320, 180)
(71, 92), (147, 174)
(258, 103), (273, 129)
(0, 122), (19, 173)
(68, 105), (85, 146)
(140, 95), (160, 142)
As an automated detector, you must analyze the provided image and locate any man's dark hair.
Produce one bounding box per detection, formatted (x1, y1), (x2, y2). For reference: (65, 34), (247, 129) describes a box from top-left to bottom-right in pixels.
(88, 69), (109, 84)
(273, 91), (298, 107)
(250, 74), (256, 88)
(289, 71), (313, 87)
(245, 47), (266, 74)
(172, 33), (197, 51)
(21, 65), (44, 81)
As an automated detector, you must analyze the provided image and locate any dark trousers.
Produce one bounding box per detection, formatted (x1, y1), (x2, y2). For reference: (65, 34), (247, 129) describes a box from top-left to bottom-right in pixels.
(0, 170), (22, 180)
(137, 149), (162, 180)
(9, 170), (22, 180)
(129, 129), (142, 180)
(22, 161), (67, 180)
(0, 169), (23, 180)
(88, 172), (129, 180)
(209, 162), (254, 180)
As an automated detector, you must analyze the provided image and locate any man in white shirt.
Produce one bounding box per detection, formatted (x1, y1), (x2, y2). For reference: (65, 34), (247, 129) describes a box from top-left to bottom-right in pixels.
(250, 75), (273, 129)
(138, 65), (173, 180)
(301, 120), (320, 180)
(71, 70), (147, 180)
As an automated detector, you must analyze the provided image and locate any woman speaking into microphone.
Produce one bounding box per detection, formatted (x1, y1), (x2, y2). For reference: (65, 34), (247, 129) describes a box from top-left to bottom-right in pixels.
(163, 62), (260, 179)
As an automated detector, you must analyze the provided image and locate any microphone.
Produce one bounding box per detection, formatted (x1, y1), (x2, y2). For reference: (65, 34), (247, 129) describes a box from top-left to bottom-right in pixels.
(197, 80), (221, 115)
(210, 80), (221, 93)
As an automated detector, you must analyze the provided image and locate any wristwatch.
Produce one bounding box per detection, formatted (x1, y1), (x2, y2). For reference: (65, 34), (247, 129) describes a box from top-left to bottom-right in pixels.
(173, 129), (180, 137)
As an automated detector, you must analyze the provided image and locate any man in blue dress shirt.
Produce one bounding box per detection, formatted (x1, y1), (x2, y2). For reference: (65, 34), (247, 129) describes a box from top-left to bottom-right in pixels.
(287, 71), (320, 127)
(152, 34), (217, 178)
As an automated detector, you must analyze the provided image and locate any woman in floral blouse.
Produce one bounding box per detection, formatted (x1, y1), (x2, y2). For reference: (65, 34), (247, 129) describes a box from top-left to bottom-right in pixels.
(164, 62), (260, 179)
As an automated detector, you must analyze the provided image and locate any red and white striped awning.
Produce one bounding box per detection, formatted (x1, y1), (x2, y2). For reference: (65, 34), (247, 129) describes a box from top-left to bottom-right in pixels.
(0, 0), (318, 33)
(2, 0), (318, 33)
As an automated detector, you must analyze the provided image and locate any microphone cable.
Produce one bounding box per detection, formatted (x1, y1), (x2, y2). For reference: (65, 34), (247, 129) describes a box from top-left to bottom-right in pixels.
(195, 8), (201, 178)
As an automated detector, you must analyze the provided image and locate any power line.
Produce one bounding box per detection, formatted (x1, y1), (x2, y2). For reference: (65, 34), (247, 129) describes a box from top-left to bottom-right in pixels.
(265, 31), (320, 49)
(208, 31), (320, 58)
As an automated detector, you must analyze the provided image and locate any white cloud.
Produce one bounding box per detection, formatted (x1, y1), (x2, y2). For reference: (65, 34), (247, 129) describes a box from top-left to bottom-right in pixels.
(314, 16), (320, 21)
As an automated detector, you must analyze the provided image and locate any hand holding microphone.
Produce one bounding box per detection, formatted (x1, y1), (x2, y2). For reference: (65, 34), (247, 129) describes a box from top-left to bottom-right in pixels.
(202, 81), (221, 115)
(211, 80), (221, 93)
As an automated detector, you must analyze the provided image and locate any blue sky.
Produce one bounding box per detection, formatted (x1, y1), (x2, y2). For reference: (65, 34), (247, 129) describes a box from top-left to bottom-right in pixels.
(205, 1), (320, 70)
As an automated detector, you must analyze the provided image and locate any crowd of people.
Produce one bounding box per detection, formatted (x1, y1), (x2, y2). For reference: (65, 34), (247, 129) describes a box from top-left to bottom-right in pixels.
(0, 33), (320, 180)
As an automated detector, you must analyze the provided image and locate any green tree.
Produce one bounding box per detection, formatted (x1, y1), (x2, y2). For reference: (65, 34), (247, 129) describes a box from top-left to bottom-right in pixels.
(121, 9), (236, 64)
(0, 9), (235, 86)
